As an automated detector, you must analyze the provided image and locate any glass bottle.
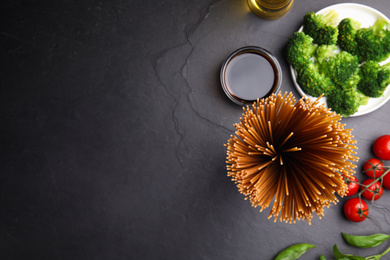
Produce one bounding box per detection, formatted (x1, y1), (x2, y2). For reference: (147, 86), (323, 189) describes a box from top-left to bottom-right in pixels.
(247, 0), (294, 20)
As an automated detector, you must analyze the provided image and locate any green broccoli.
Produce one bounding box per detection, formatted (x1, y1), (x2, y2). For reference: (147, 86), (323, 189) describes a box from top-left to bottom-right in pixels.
(357, 60), (390, 97)
(296, 61), (335, 97)
(319, 51), (359, 85)
(283, 11), (390, 117)
(326, 83), (366, 117)
(285, 32), (334, 97)
(302, 10), (339, 46)
(285, 31), (317, 72)
(327, 72), (368, 117)
(296, 43), (362, 116)
(384, 31), (390, 53)
(315, 44), (337, 64)
(355, 18), (390, 63)
(337, 18), (361, 56)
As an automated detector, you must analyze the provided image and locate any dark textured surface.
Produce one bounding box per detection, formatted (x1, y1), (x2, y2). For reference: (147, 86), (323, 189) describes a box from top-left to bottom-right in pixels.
(2, 0), (390, 259)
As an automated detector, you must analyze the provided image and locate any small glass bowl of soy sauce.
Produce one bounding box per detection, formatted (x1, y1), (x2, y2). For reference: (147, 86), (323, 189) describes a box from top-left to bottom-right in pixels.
(220, 46), (282, 106)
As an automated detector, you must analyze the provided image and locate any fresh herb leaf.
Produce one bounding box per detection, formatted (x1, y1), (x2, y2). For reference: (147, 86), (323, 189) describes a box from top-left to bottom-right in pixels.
(274, 243), (316, 260)
(342, 233), (390, 248)
(333, 244), (366, 260)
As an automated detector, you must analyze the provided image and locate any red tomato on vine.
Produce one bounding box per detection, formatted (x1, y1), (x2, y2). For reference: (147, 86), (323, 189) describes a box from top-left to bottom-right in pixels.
(363, 158), (385, 178)
(373, 135), (390, 160)
(341, 175), (359, 196)
(361, 179), (383, 201)
(344, 198), (368, 222)
(382, 174), (390, 190)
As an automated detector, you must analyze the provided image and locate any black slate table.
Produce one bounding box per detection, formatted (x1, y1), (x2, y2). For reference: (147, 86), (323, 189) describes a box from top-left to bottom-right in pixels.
(2, 0), (390, 259)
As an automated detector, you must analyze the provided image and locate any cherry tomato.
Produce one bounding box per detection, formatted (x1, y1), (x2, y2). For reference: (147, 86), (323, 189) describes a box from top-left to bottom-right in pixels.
(383, 174), (390, 190)
(341, 175), (359, 196)
(373, 135), (390, 160)
(361, 179), (383, 201)
(363, 158), (385, 178)
(344, 198), (369, 222)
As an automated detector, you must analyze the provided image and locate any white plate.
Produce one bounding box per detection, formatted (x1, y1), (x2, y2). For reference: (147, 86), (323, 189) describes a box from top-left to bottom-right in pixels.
(291, 3), (390, 117)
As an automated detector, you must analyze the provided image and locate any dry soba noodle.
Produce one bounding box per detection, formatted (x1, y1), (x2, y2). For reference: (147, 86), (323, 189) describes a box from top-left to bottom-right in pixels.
(225, 92), (358, 224)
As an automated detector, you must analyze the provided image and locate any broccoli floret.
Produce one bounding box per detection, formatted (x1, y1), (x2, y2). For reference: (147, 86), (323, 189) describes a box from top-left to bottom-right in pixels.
(326, 83), (366, 117)
(302, 10), (339, 45)
(296, 61), (335, 97)
(327, 72), (367, 117)
(319, 51), (359, 85)
(384, 32), (390, 53)
(343, 71), (362, 90)
(357, 60), (390, 97)
(285, 31), (317, 72)
(285, 32), (334, 97)
(315, 44), (337, 64)
(337, 18), (361, 56)
(355, 18), (390, 63)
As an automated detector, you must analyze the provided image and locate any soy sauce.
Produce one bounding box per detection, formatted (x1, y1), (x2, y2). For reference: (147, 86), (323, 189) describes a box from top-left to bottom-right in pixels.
(221, 47), (282, 106)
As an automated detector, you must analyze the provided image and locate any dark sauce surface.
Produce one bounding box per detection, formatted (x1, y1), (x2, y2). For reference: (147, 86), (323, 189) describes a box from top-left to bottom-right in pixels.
(221, 48), (281, 105)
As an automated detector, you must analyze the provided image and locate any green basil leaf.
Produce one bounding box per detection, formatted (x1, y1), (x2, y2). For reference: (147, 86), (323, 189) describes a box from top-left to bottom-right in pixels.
(342, 232), (390, 248)
(339, 256), (368, 260)
(319, 255), (326, 260)
(274, 243), (316, 260)
(333, 244), (366, 260)
(333, 244), (344, 259)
